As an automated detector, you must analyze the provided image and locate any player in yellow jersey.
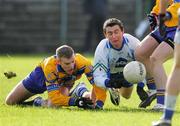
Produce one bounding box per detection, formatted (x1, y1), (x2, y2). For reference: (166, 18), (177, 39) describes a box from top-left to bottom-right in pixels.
(135, 0), (180, 111)
(5, 45), (105, 109)
(152, 1), (180, 126)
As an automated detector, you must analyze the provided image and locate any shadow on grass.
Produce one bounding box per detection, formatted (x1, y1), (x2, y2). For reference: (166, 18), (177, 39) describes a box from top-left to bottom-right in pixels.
(57, 106), (180, 114)
(3, 103), (180, 114)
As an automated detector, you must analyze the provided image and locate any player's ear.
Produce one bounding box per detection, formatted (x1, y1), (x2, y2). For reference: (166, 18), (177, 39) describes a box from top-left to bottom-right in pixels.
(121, 30), (124, 35)
(121, 27), (124, 34)
(103, 31), (107, 38)
(103, 28), (106, 38)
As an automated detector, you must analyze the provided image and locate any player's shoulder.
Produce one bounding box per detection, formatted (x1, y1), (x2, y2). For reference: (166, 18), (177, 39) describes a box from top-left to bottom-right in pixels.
(95, 38), (110, 53)
(40, 55), (57, 73)
(75, 53), (88, 60)
(123, 33), (137, 40)
(123, 33), (140, 43)
(42, 55), (56, 65)
(75, 53), (91, 66)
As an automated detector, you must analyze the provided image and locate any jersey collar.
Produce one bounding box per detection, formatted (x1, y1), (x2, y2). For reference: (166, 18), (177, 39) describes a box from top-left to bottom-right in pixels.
(57, 64), (65, 72)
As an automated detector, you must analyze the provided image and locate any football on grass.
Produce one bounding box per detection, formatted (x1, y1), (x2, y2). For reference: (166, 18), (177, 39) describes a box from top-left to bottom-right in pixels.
(123, 61), (146, 83)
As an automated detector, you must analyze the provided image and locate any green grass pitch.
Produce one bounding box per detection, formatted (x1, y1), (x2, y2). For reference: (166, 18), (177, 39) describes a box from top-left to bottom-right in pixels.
(0, 55), (180, 126)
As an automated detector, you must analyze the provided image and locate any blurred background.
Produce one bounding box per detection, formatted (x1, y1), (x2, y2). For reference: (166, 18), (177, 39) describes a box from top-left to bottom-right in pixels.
(0, 0), (155, 54)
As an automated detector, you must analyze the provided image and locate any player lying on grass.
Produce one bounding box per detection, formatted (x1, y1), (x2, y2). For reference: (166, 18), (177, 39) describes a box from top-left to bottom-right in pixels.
(5, 45), (105, 109)
(93, 18), (156, 108)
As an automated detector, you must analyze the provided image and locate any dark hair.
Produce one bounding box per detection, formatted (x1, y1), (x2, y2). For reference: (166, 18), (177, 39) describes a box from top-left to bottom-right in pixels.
(56, 45), (74, 59)
(103, 18), (124, 33)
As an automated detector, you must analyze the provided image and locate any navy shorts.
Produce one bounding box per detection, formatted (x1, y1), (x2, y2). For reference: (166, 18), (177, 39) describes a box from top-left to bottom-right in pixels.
(150, 26), (177, 49)
(22, 67), (47, 94)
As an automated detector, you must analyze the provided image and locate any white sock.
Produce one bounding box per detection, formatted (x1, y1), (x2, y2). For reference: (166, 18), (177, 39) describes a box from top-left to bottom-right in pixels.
(165, 95), (177, 110)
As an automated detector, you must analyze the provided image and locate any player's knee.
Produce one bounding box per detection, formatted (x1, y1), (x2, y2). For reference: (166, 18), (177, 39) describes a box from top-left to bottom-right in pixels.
(150, 55), (162, 65)
(134, 49), (146, 62)
(5, 96), (15, 105)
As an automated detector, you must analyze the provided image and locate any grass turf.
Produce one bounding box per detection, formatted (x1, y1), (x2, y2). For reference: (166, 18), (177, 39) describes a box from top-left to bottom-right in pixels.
(0, 55), (180, 126)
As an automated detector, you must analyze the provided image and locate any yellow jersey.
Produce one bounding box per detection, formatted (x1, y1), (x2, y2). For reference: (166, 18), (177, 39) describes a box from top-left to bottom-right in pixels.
(38, 53), (106, 106)
(151, 0), (180, 27)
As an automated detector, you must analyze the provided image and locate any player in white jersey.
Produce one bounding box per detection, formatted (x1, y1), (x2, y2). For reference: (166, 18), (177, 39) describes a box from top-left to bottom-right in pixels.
(93, 18), (147, 105)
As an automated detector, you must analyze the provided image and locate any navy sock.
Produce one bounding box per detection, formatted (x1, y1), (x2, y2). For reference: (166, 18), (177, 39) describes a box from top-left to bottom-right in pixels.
(137, 81), (145, 88)
(157, 89), (165, 105)
(95, 100), (104, 109)
(163, 109), (174, 120)
(69, 97), (76, 106)
(146, 77), (156, 90)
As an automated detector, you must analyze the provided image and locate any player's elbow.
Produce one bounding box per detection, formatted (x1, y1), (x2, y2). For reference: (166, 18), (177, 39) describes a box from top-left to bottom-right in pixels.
(48, 94), (69, 107)
(150, 55), (163, 66)
(48, 98), (62, 107)
(134, 48), (146, 62)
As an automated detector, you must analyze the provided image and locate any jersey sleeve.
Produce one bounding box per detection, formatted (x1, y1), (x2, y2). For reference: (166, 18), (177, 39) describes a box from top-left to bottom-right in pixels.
(47, 88), (71, 106)
(151, 0), (159, 15)
(84, 62), (95, 85)
(151, 0), (173, 15)
(76, 54), (95, 85)
(92, 84), (107, 103)
(165, 2), (180, 27)
(93, 41), (109, 89)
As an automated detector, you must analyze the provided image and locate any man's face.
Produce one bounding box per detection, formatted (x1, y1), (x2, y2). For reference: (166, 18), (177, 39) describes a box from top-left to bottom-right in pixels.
(104, 25), (124, 48)
(58, 55), (75, 75)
